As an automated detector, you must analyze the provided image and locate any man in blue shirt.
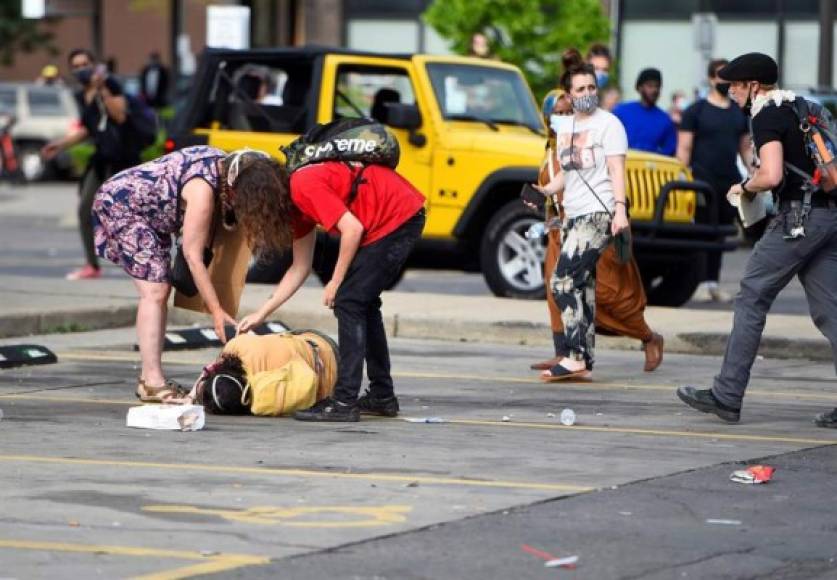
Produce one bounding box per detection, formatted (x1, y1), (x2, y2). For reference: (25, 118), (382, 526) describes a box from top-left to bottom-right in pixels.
(613, 68), (677, 156)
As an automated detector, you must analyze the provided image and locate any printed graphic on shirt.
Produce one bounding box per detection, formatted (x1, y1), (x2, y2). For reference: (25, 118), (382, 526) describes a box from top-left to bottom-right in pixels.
(557, 129), (594, 171)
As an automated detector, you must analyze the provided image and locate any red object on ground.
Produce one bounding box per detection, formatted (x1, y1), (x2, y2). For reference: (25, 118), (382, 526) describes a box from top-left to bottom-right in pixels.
(520, 544), (578, 569)
(730, 464), (776, 484)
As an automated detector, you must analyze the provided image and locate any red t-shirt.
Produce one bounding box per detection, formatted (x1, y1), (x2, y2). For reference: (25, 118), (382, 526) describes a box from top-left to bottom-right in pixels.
(290, 162), (425, 246)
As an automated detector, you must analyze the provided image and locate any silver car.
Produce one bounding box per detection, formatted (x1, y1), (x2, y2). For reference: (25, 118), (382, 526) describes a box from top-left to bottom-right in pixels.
(0, 82), (80, 181)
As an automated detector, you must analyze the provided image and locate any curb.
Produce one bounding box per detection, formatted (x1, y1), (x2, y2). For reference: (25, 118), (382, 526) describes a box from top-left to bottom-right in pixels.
(0, 306), (831, 362)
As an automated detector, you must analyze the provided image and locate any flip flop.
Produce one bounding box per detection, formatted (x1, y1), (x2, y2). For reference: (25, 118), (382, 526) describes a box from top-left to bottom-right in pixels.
(136, 379), (187, 403)
(540, 364), (592, 383)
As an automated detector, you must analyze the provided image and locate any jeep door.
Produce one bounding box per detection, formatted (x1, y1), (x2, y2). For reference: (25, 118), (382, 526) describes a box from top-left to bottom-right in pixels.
(319, 55), (433, 209)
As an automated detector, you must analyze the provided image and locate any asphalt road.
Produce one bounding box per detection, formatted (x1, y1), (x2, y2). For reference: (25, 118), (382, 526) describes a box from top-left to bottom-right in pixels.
(0, 181), (811, 315)
(0, 327), (836, 579)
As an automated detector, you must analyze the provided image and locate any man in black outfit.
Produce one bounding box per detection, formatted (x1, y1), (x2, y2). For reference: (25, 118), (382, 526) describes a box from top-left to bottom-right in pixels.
(42, 49), (142, 280)
(678, 53), (837, 428)
(677, 58), (751, 303)
(139, 51), (170, 109)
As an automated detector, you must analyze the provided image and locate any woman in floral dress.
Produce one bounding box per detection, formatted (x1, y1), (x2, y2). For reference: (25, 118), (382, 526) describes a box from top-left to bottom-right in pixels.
(92, 146), (296, 402)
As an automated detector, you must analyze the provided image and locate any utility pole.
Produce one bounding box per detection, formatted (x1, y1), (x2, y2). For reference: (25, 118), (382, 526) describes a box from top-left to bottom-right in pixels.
(776, 0), (785, 86)
(818, 0), (834, 89)
(91, 0), (103, 58)
(170, 0), (183, 97)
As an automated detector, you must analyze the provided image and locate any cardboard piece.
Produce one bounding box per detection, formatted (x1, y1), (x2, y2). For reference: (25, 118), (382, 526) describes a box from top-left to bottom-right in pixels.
(174, 222), (252, 317)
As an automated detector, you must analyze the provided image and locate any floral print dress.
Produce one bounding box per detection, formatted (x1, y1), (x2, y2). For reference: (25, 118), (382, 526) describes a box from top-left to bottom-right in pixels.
(91, 146), (226, 282)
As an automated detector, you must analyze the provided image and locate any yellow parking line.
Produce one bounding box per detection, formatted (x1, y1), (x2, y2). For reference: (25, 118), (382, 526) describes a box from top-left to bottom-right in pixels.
(0, 454), (591, 493)
(449, 419), (837, 446)
(0, 539), (269, 580)
(54, 353), (837, 402)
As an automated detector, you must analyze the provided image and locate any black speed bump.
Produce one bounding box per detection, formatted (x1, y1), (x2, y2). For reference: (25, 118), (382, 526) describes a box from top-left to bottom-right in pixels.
(0, 344), (58, 369)
(134, 320), (291, 351)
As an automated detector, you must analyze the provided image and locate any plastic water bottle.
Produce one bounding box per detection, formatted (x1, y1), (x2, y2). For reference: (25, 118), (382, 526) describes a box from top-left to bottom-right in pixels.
(525, 221), (546, 240)
(560, 408), (576, 426)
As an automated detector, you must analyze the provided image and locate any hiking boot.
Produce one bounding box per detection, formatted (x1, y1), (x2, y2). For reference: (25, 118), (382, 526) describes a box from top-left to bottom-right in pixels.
(814, 408), (837, 429)
(357, 392), (400, 417)
(293, 397), (359, 422)
(677, 386), (741, 423)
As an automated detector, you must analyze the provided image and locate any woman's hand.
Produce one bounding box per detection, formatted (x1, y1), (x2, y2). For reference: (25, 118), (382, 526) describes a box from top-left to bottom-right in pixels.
(212, 309), (237, 344)
(236, 311), (266, 335)
(323, 279), (340, 309)
(611, 204), (630, 236)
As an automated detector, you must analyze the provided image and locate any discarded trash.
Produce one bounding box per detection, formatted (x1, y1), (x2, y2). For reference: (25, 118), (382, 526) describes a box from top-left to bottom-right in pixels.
(545, 555), (579, 568)
(560, 408), (576, 426)
(706, 519), (742, 526)
(501, 415), (511, 422)
(546, 412), (556, 418)
(68, 520), (80, 527)
(126, 405), (205, 431)
(200, 550), (220, 557)
(731, 464), (776, 484)
(405, 481), (419, 488)
(404, 417), (446, 423)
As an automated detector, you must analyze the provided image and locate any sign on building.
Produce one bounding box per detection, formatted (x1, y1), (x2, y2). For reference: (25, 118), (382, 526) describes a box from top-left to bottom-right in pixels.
(206, 5), (251, 50)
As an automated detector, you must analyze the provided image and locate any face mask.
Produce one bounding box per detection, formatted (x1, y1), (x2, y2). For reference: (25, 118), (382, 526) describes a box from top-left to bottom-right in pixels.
(742, 84), (754, 116)
(595, 71), (609, 88)
(572, 94), (599, 114)
(716, 82), (730, 97)
(73, 67), (93, 86)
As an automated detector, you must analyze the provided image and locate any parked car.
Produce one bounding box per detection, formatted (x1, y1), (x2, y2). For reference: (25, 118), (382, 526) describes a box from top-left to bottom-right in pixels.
(167, 47), (736, 306)
(0, 82), (79, 181)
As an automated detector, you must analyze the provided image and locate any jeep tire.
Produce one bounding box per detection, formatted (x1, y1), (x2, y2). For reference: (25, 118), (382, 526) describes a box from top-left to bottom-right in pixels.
(480, 199), (546, 299)
(642, 260), (702, 307)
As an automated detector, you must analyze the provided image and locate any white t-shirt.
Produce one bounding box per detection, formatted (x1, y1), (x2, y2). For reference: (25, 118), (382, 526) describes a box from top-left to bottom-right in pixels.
(552, 108), (628, 218)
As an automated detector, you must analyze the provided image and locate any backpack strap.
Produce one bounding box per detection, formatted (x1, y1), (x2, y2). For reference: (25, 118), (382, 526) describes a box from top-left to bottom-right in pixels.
(346, 163), (368, 207)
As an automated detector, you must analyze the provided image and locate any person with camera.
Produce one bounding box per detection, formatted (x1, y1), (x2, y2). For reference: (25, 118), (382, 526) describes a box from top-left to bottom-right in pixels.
(678, 53), (837, 427)
(41, 49), (143, 281)
(534, 49), (631, 381)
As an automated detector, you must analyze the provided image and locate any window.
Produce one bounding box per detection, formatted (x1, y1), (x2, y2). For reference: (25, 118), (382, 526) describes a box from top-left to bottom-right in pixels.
(26, 88), (64, 116)
(426, 63), (540, 130)
(0, 88), (16, 116)
(334, 66), (416, 124)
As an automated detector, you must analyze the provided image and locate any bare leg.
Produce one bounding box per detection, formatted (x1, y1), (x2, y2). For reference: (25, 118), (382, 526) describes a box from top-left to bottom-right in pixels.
(133, 278), (171, 387)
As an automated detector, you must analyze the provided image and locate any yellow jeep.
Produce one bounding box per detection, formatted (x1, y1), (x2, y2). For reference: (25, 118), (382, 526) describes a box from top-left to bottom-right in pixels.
(168, 48), (736, 306)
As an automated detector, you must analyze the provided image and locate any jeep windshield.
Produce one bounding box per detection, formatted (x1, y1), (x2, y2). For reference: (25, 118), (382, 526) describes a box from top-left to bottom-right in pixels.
(426, 63), (541, 131)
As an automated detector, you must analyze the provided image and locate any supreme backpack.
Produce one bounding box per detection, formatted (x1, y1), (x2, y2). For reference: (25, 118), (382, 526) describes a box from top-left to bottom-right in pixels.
(786, 97), (837, 193)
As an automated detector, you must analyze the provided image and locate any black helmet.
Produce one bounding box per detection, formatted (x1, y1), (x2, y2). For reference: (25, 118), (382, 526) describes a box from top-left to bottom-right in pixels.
(717, 53), (778, 84)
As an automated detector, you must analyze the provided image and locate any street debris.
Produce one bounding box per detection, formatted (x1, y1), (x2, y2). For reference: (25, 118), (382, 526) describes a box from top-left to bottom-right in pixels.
(730, 465), (776, 484)
(126, 405), (206, 431)
(404, 417), (446, 423)
(706, 519), (742, 526)
(405, 481), (419, 488)
(547, 412), (556, 418)
(501, 415), (511, 422)
(560, 408), (576, 426)
(521, 544), (578, 570)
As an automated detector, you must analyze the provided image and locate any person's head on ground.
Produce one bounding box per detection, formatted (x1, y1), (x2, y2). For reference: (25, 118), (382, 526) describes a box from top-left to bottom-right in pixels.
(717, 52), (778, 116)
(560, 48), (598, 117)
(635, 68), (662, 107)
(222, 149), (295, 256)
(707, 58), (730, 99)
(197, 353), (251, 415)
(469, 32), (491, 58)
(67, 48), (96, 86)
(587, 43), (612, 88)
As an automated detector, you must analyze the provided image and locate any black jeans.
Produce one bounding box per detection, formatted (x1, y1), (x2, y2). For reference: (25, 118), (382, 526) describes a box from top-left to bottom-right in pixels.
(331, 209), (425, 404)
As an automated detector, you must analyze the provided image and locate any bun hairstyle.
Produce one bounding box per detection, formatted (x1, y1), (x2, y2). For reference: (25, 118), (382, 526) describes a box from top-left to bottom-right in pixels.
(559, 48), (596, 92)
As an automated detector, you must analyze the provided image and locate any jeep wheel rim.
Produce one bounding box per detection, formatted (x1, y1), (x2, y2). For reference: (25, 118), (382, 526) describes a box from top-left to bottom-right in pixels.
(497, 217), (546, 292)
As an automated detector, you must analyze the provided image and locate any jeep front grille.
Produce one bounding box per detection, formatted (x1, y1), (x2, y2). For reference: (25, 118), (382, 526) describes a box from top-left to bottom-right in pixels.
(626, 166), (695, 223)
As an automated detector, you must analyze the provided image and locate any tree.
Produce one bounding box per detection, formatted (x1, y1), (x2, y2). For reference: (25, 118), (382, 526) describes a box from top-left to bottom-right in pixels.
(0, 0), (58, 66)
(423, 0), (610, 98)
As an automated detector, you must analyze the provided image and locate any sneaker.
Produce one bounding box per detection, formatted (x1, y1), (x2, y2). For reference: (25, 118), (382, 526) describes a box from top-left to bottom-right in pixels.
(66, 264), (101, 280)
(293, 397), (360, 422)
(707, 283), (733, 303)
(676, 386), (741, 423)
(814, 408), (837, 428)
(357, 392), (400, 417)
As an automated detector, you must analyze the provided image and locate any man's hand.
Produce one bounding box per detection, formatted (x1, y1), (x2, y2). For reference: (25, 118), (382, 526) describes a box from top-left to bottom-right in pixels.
(323, 279), (340, 309)
(212, 309), (237, 344)
(611, 204), (630, 236)
(236, 312), (265, 335)
(41, 141), (61, 161)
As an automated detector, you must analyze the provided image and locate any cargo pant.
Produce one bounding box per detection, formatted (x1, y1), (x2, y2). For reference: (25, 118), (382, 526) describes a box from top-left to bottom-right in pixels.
(712, 202), (837, 409)
(551, 212), (612, 366)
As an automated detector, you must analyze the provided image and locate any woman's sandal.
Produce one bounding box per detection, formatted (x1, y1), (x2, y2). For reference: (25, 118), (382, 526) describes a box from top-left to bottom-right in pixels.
(136, 378), (188, 403)
(540, 363), (593, 383)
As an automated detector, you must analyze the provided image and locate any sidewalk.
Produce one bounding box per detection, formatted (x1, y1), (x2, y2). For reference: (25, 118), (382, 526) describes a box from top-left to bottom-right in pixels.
(0, 273), (828, 361)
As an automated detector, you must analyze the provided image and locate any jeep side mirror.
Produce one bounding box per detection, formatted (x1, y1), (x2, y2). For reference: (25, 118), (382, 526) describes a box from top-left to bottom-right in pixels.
(384, 103), (426, 147)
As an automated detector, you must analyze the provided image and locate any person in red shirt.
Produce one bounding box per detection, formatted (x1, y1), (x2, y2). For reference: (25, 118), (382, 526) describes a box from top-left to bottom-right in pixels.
(238, 161), (426, 422)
